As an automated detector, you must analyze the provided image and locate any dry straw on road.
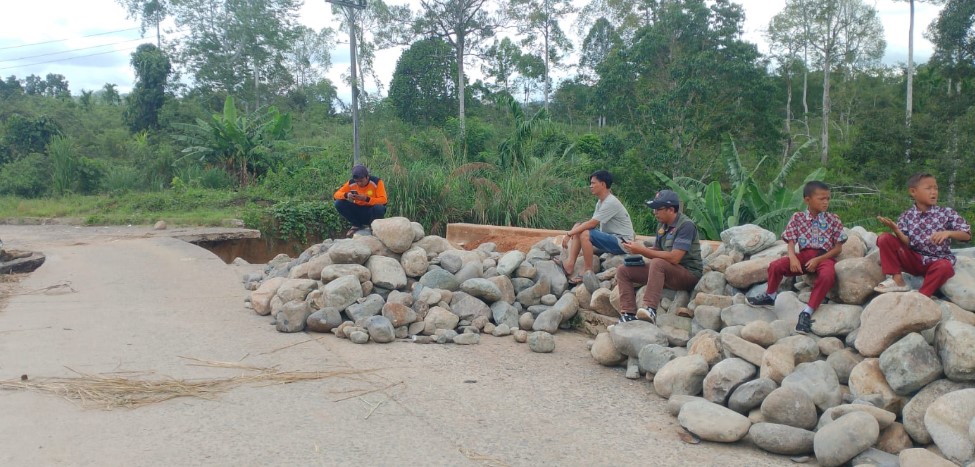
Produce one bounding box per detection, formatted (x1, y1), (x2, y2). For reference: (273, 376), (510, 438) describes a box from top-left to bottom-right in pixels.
(1, 359), (377, 410)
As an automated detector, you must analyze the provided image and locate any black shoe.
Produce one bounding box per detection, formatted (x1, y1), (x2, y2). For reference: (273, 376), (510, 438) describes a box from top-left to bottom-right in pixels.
(747, 293), (775, 307)
(636, 307), (656, 324)
(795, 313), (814, 335)
(618, 313), (637, 324)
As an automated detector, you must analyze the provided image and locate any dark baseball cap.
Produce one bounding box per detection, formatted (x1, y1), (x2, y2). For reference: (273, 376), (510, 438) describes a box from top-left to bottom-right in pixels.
(646, 190), (680, 209)
(351, 164), (369, 179)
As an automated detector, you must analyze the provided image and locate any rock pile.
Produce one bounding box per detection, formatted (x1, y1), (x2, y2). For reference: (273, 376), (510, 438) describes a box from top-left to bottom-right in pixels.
(245, 218), (975, 465)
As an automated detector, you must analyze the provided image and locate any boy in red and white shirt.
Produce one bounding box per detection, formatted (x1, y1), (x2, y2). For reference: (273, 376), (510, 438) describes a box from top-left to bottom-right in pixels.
(749, 181), (847, 334)
(875, 172), (971, 296)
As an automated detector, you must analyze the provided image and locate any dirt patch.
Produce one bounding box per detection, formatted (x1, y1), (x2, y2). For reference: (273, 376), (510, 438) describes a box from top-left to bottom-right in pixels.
(0, 273), (25, 310)
(463, 233), (554, 253)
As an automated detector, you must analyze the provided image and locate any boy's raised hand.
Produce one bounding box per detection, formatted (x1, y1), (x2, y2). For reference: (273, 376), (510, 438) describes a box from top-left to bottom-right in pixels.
(877, 216), (897, 231)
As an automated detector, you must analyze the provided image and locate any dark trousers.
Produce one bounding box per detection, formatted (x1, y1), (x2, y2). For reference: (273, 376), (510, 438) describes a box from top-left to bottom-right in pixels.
(334, 200), (386, 228)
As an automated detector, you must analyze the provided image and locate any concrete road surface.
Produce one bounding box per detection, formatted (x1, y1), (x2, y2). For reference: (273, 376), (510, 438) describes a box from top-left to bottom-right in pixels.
(0, 225), (793, 466)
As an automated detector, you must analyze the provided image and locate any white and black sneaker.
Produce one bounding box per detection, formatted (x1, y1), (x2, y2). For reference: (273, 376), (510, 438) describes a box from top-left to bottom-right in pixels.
(618, 313), (638, 324)
(636, 307), (656, 324)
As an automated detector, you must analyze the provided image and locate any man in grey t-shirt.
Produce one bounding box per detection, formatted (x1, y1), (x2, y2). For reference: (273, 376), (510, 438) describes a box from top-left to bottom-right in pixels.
(560, 170), (635, 284)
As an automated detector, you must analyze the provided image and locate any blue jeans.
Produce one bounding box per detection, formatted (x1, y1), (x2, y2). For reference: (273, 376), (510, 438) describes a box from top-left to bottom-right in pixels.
(334, 200), (387, 228)
(588, 229), (626, 255)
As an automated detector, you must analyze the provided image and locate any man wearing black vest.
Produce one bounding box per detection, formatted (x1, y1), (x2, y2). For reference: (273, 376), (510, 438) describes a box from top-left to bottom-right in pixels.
(615, 190), (703, 324)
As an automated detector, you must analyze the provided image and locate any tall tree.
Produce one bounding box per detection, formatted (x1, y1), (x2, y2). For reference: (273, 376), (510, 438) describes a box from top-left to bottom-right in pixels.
(102, 83), (121, 106)
(124, 43), (172, 133)
(895, 0), (946, 127)
(43, 74), (71, 99)
(388, 37), (460, 125)
(507, 0), (575, 109)
(482, 37), (523, 93)
(408, 0), (503, 134)
(767, 9), (808, 156)
(579, 17), (622, 83)
(286, 26), (333, 89)
(927, 0), (975, 94)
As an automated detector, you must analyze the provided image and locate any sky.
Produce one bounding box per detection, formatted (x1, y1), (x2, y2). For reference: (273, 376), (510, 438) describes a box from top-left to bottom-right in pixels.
(0, 0), (947, 99)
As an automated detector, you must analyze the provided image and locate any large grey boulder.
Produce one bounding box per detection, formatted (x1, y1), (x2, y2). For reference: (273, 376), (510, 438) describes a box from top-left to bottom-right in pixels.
(720, 224), (777, 255)
(496, 250), (526, 276)
(609, 320), (669, 357)
(813, 411), (880, 467)
(400, 247), (429, 278)
(275, 300), (313, 333)
(678, 400), (751, 443)
(320, 264), (371, 283)
(534, 260), (569, 296)
(725, 257), (777, 289)
(848, 358), (906, 414)
(925, 388), (975, 465)
(414, 235), (453, 256)
(748, 423), (814, 456)
(319, 275), (363, 310)
(460, 278), (504, 303)
(781, 360), (842, 412)
(306, 307), (343, 333)
(251, 277), (286, 316)
(761, 386), (818, 430)
(491, 301), (519, 329)
(449, 292), (491, 322)
(419, 268), (460, 291)
(591, 332), (626, 366)
(422, 306), (459, 335)
(902, 379), (975, 445)
(720, 304), (777, 327)
(936, 319), (975, 381)
(328, 239), (372, 264)
(638, 344), (677, 375)
(345, 294), (384, 321)
(834, 256), (885, 305)
(653, 355), (709, 398)
(880, 332), (943, 395)
(365, 255), (407, 290)
(728, 378), (777, 415)
(702, 358), (757, 405)
(941, 256), (975, 311)
(810, 304), (862, 337)
(363, 315), (396, 343)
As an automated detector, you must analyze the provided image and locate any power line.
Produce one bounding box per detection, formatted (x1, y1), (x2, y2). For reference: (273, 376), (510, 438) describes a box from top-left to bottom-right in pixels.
(0, 46), (142, 72)
(0, 27), (142, 51)
(0, 37), (150, 63)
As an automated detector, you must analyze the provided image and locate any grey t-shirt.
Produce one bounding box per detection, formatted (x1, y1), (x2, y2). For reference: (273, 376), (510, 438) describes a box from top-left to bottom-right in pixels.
(593, 194), (635, 241)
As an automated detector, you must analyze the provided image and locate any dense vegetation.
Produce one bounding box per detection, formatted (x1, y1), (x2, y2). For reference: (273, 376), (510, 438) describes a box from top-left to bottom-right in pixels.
(0, 0), (973, 243)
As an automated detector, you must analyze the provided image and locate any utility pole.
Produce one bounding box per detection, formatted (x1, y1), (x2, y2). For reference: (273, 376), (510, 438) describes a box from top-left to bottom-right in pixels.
(326, 0), (366, 166)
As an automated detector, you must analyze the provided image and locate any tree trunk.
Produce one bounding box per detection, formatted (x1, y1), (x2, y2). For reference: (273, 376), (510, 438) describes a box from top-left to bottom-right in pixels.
(784, 68), (794, 160)
(821, 53), (831, 165)
(906, 0), (914, 127)
(457, 33), (466, 137)
(543, 23), (550, 110)
(349, 8), (361, 165)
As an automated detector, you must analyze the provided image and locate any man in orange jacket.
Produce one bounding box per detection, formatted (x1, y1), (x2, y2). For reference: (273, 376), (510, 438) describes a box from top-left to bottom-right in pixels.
(333, 164), (388, 236)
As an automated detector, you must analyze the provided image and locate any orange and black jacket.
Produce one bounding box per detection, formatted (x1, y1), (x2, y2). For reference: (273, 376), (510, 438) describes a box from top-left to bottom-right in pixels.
(333, 176), (388, 207)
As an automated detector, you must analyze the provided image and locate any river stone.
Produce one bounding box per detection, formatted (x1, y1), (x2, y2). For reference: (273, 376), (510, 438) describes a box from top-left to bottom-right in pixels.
(302, 254), (333, 281)
(876, 422), (913, 455)
(534, 260), (569, 296)
(460, 278), (503, 303)
(818, 337), (845, 356)
(725, 257), (778, 289)
(452, 332), (480, 345)
(275, 279), (318, 303)
(856, 291), (942, 357)
(760, 344), (796, 384)
(382, 302), (417, 327)
(781, 360), (842, 411)
(834, 256), (885, 305)
(678, 400), (751, 443)
(320, 275), (363, 311)
(450, 292), (491, 322)
(370, 217), (414, 253)
(517, 277), (551, 308)
(496, 250), (526, 276)
(328, 239), (372, 264)
(528, 331), (555, 353)
(251, 277), (287, 316)
(903, 379), (975, 445)
(703, 358), (757, 405)
(420, 269), (460, 291)
(343, 294), (382, 321)
(695, 271), (727, 296)
(879, 332), (943, 395)
(532, 308), (562, 333)
(667, 395), (709, 417)
(761, 386), (818, 430)
(826, 348), (863, 385)
(365, 255), (407, 290)
(491, 301), (519, 329)
(519, 312), (534, 330)
(720, 224), (777, 255)
(748, 423), (814, 456)
(414, 235), (452, 256)
(721, 333), (765, 367)
(591, 332), (625, 366)
(720, 303), (777, 327)
(688, 330), (724, 366)
(837, 234), (867, 262)
(811, 303), (863, 337)
(936, 320), (975, 381)
(818, 404), (896, 431)
(813, 411), (880, 467)
(400, 247), (429, 278)
(850, 447), (899, 467)
(609, 320), (669, 357)
(654, 355), (709, 398)
(349, 330), (369, 344)
(551, 293), (579, 323)
(740, 321), (776, 347)
(925, 388), (975, 465)
(898, 448), (957, 467)
(306, 307), (343, 333)
(453, 262), (483, 285)
(320, 264), (371, 284)
(363, 315), (395, 343)
(942, 256), (975, 311)
(848, 358), (906, 414)
(729, 378), (777, 414)
(694, 305), (722, 331)
(638, 344), (677, 375)
(275, 300), (313, 333)
(422, 306), (459, 335)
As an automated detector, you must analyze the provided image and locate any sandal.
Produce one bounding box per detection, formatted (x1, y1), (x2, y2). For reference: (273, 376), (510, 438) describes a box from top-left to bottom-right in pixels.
(552, 257), (571, 277)
(567, 275), (583, 285)
(345, 227), (360, 238)
(874, 278), (910, 293)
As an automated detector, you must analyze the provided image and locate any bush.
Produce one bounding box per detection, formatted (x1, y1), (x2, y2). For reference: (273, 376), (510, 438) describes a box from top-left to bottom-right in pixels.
(103, 165), (143, 193)
(0, 153), (50, 197)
